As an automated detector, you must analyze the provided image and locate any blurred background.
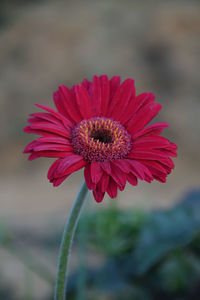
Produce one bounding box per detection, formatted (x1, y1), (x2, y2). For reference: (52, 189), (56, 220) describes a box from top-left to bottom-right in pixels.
(0, 0), (200, 299)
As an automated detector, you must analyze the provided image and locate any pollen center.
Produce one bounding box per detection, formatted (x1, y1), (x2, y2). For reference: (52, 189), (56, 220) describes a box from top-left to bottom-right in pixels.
(90, 129), (112, 144)
(72, 117), (132, 162)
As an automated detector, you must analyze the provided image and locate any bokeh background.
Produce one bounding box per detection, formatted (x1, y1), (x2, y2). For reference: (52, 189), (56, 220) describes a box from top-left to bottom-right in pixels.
(0, 0), (200, 299)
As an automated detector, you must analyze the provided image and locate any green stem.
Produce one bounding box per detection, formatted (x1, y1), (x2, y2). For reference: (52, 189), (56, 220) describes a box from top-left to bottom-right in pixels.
(54, 181), (89, 300)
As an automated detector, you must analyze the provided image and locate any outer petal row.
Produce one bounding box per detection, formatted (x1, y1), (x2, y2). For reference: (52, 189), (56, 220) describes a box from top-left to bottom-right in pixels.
(53, 75), (135, 123)
(48, 155), (87, 186)
(23, 105), (74, 160)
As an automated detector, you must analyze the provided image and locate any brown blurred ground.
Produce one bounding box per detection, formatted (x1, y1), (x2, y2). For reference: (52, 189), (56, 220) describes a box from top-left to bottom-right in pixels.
(0, 0), (200, 299)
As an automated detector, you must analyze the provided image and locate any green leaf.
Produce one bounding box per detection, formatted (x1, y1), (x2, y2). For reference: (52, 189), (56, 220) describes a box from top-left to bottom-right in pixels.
(130, 191), (200, 275)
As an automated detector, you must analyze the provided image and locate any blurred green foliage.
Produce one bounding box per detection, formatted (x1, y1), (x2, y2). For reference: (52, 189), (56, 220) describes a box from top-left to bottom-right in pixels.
(84, 207), (146, 256)
(67, 189), (200, 300)
(1, 190), (200, 299)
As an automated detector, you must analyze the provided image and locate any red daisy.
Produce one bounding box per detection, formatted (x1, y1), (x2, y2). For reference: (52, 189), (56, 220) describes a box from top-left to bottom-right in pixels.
(24, 75), (177, 202)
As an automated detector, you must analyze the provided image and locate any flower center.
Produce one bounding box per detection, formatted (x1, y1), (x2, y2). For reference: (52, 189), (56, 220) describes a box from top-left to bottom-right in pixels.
(72, 117), (132, 162)
(90, 129), (113, 144)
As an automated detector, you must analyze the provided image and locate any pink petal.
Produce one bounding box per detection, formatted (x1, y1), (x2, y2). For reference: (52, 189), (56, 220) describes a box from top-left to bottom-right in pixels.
(126, 173), (138, 186)
(90, 161), (103, 184)
(154, 174), (167, 183)
(23, 140), (37, 153)
(127, 150), (168, 160)
(58, 86), (82, 123)
(132, 122), (169, 139)
(28, 113), (60, 125)
(53, 91), (69, 118)
(84, 164), (96, 190)
(47, 159), (60, 180)
(24, 127), (60, 137)
(157, 143), (178, 157)
(35, 104), (72, 129)
(112, 159), (131, 173)
(52, 174), (70, 186)
(140, 160), (168, 175)
(109, 76), (121, 99)
(34, 144), (74, 152)
(28, 150), (74, 159)
(25, 122), (71, 139)
(28, 153), (40, 160)
(75, 84), (94, 119)
(107, 79), (135, 120)
(81, 78), (92, 90)
(133, 136), (170, 149)
(99, 172), (110, 192)
(120, 92), (155, 125)
(127, 103), (162, 134)
(128, 160), (153, 183)
(110, 163), (126, 189)
(100, 161), (111, 174)
(100, 75), (110, 116)
(54, 155), (86, 177)
(93, 187), (105, 203)
(92, 75), (101, 115)
(159, 157), (175, 169)
(37, 136), (71, 145)
(24, 126), (59, 138)
(106, 178), (118, 199)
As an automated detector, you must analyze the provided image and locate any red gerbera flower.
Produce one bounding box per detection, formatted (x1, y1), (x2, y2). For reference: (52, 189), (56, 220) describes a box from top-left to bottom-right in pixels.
(24, 75), (177, 202)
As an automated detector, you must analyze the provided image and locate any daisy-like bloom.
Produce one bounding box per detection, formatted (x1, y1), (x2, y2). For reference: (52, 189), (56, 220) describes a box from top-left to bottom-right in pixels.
(24, 75), (177, 202)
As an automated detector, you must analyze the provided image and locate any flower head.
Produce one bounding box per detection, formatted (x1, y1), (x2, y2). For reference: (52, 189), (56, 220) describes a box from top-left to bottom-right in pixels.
(24, 75), (177, 202)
